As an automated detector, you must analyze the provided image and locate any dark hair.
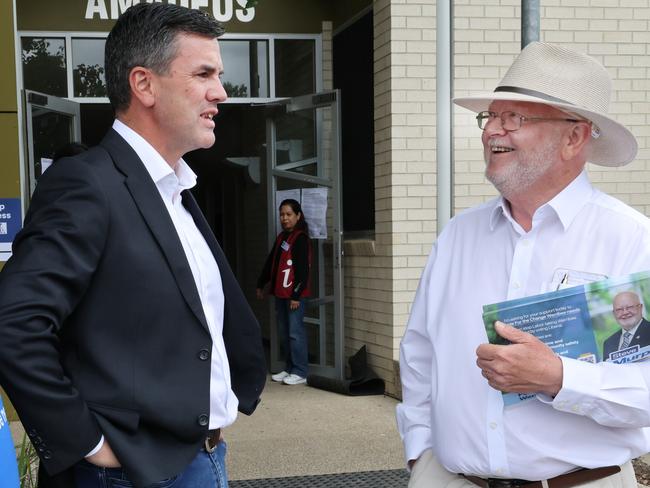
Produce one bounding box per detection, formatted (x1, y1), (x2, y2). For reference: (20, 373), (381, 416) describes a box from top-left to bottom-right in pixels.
(105, 3), (224, 113)
(279, 199), (309, 234)
(52, 142), (89, 162)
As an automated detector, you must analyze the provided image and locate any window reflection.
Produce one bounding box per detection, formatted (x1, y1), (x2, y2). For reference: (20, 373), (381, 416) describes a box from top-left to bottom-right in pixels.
(72, 38), (107, 98)
(220, 40), (269, 98)
(22, 37), (67, 97)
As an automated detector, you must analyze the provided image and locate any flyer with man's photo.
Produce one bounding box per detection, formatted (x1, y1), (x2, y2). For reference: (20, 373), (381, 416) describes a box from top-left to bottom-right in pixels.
(483, 270), (650, 407)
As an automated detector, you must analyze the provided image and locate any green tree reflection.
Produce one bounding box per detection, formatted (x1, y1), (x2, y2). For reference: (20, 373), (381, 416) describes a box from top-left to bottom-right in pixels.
(73, 64), (106, 97)
(22, 38), (67, 97)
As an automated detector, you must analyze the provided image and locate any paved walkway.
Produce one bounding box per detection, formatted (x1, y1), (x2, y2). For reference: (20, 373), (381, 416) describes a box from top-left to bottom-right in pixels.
(224, 377), (405, 480)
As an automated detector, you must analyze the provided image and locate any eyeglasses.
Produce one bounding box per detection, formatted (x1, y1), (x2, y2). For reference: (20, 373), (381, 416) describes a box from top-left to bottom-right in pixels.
(476, 110), (582, 131)
(614, 304), (641, 315)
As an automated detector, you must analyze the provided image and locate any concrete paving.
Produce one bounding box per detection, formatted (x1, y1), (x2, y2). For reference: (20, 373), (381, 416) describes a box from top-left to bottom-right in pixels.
(224, 377), (405, 480)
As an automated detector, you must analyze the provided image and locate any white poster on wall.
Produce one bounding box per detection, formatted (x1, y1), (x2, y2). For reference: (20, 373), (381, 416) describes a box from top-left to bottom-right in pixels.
(300, 188), (328, 240)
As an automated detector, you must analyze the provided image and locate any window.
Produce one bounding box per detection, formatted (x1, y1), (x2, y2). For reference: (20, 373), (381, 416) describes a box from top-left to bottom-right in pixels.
(19, 34), (319, 102)
(72, 38), (107, 98)
(274, 39), (315, 97)
(21, 37), (67, 97)
(334, 11), (374, 234)
(220, 40), (269, 98)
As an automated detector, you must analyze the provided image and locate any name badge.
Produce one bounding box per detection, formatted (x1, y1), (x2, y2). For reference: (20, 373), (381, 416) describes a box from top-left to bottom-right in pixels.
(281, 240), (290, 252)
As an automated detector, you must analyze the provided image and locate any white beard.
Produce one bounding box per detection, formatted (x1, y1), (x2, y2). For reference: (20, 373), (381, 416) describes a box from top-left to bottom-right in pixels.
(485, 141), (560, 198)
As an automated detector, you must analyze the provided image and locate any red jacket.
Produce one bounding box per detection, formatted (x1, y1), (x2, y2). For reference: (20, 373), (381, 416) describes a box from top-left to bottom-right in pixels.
(270, 230), (311, 298)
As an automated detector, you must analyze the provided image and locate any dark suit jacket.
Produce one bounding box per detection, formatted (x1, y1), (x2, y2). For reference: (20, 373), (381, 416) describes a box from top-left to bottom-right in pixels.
(603, 318), (650, 360)
(0, 129), (266, 487)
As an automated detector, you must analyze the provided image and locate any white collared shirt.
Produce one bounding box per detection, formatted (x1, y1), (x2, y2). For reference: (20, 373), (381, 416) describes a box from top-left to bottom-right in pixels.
(397, 171), (650, 480)
(113, 120), (238, 430)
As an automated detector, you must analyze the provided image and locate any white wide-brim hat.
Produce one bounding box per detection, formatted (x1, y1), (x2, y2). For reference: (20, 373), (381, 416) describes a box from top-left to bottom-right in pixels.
(453, 42), (637, 167)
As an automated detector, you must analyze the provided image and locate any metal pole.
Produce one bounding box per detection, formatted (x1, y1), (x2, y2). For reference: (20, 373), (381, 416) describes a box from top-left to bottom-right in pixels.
(521, 0), (540, 48)
(436, 0), (452, 233)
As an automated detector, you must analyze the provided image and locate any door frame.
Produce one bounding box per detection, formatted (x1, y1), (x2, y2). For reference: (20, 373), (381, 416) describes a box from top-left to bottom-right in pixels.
(23, 89), (81, 198)
(264, 89), (345, 380)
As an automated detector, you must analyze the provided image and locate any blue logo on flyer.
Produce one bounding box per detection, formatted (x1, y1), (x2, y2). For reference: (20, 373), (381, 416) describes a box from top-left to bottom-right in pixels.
(0, 199), (21, 243)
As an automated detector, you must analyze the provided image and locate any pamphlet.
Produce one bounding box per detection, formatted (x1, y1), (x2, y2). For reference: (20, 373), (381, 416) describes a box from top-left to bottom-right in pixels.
(482, 270), (650, 406)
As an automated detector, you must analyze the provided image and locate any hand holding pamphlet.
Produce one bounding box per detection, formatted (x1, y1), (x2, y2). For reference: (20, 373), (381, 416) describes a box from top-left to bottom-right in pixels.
(482, 270), (650, 406)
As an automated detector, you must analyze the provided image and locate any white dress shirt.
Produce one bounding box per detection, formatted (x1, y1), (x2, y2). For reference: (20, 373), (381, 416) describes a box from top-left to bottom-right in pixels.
(113, 120), (238, 429)
(397, 171), (650, 480)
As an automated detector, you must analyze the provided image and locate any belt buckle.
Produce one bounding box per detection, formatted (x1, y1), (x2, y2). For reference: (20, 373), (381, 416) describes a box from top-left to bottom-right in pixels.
(204, 436), (216, 453)
(204, 430), (219, 453)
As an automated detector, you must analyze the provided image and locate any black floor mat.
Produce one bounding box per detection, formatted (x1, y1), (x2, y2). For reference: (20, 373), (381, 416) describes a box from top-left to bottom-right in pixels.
(230, 469), (409, 487)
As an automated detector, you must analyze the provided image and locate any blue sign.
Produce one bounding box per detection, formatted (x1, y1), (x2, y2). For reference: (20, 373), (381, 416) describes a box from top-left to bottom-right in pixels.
(0, 397), (19, 487)
(0, 199), (21, 244)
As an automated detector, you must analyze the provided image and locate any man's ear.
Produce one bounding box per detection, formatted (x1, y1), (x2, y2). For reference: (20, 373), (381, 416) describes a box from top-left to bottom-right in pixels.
(128, 66), (156, 108)
(561, 122), (591, 161)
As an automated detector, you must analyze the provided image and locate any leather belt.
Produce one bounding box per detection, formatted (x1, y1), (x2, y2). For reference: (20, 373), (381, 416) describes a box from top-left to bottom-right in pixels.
(463, 465), (620, 488)
(204, 428), (221, 453)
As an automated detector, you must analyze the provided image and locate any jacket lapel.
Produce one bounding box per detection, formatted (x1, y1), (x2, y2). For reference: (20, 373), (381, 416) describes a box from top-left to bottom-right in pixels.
(100, 129), (209, 333)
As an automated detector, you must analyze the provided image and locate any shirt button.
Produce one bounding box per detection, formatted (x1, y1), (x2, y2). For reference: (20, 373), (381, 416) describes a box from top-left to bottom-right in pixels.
(43, 450), (52, 460)
(198, 414), (209, 426)
(198, 349), (210, 361)
(571, 405), (580, 413)
(521, 239), (530, 247)
(513, 281), (521, 289)
(489, 422), (498, 430)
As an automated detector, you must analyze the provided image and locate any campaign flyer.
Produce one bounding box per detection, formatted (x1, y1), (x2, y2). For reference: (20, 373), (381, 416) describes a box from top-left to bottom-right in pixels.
(483, 270), (650, 406)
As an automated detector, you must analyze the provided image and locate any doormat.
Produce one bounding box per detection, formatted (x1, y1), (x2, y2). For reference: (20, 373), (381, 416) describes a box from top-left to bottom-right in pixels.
(230, 469), (409, 487)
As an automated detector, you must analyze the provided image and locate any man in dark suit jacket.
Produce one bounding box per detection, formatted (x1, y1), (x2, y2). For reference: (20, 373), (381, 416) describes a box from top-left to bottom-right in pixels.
(0, 4), (265, 487)
(603, 291), (650, 361)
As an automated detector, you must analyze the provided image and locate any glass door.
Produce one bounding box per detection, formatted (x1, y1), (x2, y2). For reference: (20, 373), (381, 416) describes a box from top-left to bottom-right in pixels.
(265, 90), (345, 380)
(23, 90), (81, 196)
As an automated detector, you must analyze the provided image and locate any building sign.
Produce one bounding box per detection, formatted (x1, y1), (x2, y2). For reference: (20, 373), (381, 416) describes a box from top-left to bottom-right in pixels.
(0, 199), (22, 262)
(85, 0), (255, 22)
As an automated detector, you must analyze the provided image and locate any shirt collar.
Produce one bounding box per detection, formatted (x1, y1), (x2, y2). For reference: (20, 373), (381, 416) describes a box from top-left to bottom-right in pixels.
(489, 170), (593, 232)
(112, 119), (197, 196)
(545, 170), (593, 231)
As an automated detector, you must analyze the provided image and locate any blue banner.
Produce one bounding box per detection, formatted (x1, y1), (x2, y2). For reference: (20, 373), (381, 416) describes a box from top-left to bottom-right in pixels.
(0, 199), (21, 244)
(0, 397), (19, 488)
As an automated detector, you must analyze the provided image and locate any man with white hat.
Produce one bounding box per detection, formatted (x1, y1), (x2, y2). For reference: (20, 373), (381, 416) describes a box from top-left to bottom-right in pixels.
(397, 42), (650, 487)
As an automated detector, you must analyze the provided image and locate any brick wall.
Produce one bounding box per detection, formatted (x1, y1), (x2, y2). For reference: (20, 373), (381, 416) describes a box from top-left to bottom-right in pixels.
(342, 0), (436, 397)
(454, 0), (650, 215)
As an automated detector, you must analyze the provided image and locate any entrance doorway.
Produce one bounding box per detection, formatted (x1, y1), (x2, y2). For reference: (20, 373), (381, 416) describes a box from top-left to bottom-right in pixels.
(263, 90), (344, 380)
(185, 91), (345, 381)
(23, 90), (81, 197)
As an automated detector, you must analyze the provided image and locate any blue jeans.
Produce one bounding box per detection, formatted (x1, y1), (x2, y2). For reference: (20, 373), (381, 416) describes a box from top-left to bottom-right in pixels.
(275, 297), (308, 377)
(72, 441), (228, 488)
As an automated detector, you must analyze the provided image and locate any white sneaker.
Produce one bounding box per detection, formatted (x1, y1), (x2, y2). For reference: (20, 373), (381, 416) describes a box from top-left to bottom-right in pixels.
(271, 371), (289, 382)
(283, 374), (307, 385)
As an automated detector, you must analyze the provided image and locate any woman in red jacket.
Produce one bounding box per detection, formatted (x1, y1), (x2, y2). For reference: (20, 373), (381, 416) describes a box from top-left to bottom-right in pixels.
(257, 199), (312, 385)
